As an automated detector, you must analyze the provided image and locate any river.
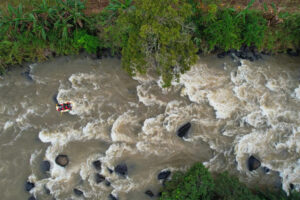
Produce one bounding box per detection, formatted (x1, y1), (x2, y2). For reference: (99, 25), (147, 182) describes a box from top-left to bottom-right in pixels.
(0, 53), (299, 199)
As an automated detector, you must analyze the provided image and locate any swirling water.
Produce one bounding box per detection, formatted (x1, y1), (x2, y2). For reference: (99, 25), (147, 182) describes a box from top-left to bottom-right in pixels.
(0, 54), (299, 200)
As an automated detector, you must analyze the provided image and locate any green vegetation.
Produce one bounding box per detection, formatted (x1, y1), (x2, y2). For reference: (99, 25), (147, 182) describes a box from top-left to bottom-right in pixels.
(160, 163), (300, 200)
(106, 0), (197, 87)
(0, 0), (300, 85)
(0, 0), (100, 72)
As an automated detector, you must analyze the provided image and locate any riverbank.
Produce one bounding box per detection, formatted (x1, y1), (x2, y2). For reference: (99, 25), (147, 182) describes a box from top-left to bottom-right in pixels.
(1, 0), (300, 77)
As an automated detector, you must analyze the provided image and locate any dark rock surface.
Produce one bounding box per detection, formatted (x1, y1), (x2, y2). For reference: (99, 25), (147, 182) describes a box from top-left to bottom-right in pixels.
(158, 170), (171, 180)
(262, 166), (270, 174)
(95, 173), (105, 183)
(73, 188), (83, 196)
(177, 122), (191, 138)
(55, 155), (69, 167)
(217, 51), (228, 58)
(109, 194), (118, 200)
(290, 183), (295, 190)
(145, 190), (154, 197)
(107, 167), (113, 174)
(248, 155), (261, 171)
(115, 163), (128, 176)
(105, 180), (111, 187)
(28, 196), (36, 200)
(287, 49), (299, 57)
(92, 160), (102, 171)
(25, 181), (35, 192)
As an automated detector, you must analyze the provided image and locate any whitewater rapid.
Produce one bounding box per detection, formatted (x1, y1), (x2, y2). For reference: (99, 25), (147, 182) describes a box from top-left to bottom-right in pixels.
(0, 54), (299, 199)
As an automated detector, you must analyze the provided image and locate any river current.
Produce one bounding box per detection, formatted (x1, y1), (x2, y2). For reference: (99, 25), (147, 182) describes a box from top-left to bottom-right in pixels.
(0, 54), (299, 200)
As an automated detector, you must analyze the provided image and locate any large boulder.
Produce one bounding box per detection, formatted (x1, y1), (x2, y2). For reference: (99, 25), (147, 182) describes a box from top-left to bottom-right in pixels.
(95, 173), (105, 184)
(176, 122), (191, 138)
(55, 155), (69, 167)
(92, 160), (101, 171)
(157, 170), (171, 180)
(73, 188), (83, 196)
(248, 156), (261, 171)
(41, 160), (51, 172)
(25, 181), (35, 192)
(115, 163), (128, 176)
(145, 190), (154, 197)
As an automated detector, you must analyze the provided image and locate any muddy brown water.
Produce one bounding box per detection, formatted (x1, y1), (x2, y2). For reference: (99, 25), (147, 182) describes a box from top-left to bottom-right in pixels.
(0, 54), (299, 200)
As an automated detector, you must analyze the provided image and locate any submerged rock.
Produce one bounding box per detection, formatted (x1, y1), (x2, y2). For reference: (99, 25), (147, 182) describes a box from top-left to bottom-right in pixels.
(248, 156), (261, 171)
(158, 170), (171, 180)
(262, 166), (270, 174)
(55, 155), (69, 167)
(52, 94), (59, 104)
(95, 173), (105, 183)
(21, 69), (33, 82)
(217, 51), (228, 58)
(44, 185), (50, 195)
(177, 122), (191, 138)
(109, 194), (118, 200)
(25, 181), (35, 192)
(145, 190), (154, 197)
(115, 163), (128, 176)
(73, 188), (83, 196)
(105, 180), (111, 187)
(107, 167), (113, 174)
(41, 160), (51, 172)
(92, 160), (101, 171)
(28, 196), (36, 200)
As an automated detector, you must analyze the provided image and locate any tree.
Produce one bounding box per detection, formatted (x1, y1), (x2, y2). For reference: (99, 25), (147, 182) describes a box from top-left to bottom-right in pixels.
(109, 0), (198, 87)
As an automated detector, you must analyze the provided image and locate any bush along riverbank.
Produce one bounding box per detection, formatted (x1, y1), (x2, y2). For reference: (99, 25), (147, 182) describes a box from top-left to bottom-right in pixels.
(159, 163), (300, 200)
(0, 0), (300, 81)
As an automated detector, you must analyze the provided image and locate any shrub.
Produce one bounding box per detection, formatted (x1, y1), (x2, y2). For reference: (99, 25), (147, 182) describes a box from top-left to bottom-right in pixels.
(160, 163), (214, 200)
(107, 0), (198, 87)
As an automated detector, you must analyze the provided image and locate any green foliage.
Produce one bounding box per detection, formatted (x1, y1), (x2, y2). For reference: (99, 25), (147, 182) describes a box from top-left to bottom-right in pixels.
(160, 163), (214, 200)
(74, 29), (100, 53)
(0, 0), (99, 71)
(213, 172), (260, 200)
(160, 163), (300, 200)
(108, 0), (198, 87)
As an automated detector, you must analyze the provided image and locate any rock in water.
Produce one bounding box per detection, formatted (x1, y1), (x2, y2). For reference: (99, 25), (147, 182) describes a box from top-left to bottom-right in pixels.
(25, 181), (35, 192)
(109, 194), (118, 200)
(262, 166), (270, 174)
(95, 173), (105, 183)
(73, 188), (83, 196)
(107, 167), (113, 174)
(176, 122), (191, 137)
(248, 156), (261, 171)
(105, 180), (111, 187)
(157, 170), (171, 180)
(145, 190), (154, 197)
(115, 163), (128, 176)
(41, 160), (51, 172)
(92, 160), (101, 171)
(55, 155), (69, 167)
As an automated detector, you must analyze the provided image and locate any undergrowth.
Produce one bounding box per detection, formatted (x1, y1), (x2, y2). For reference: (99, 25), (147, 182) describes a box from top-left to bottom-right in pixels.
(160, 163), (300, 200)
